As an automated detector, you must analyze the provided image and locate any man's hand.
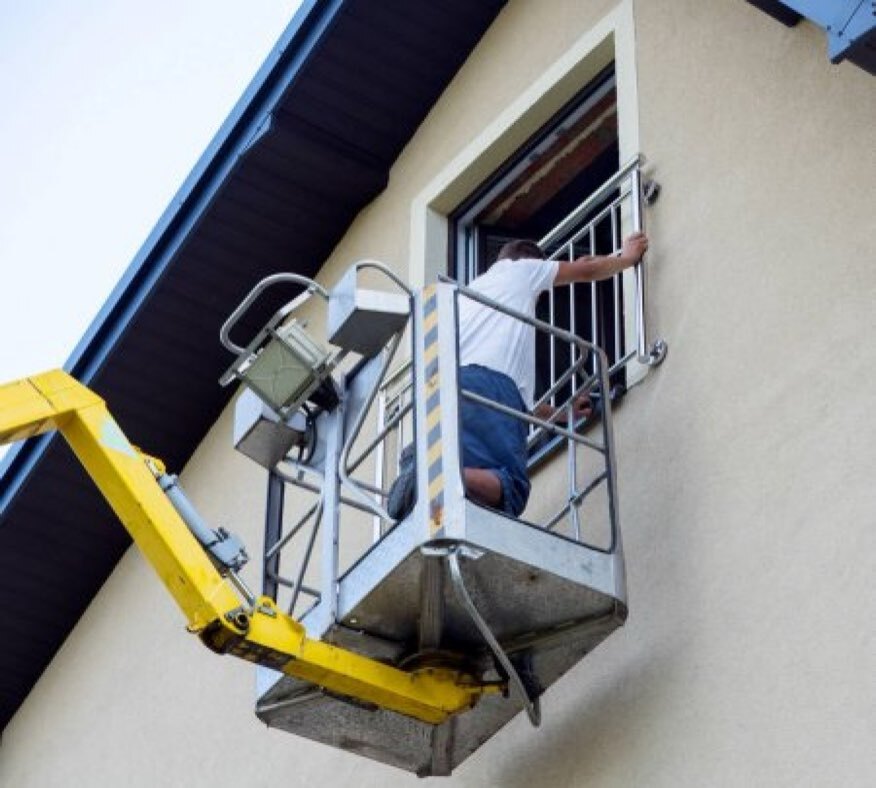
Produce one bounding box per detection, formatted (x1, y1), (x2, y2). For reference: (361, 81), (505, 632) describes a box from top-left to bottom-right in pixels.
(554, 231), (650, 285)
(533, 395), (593, 424)
(569, 395), (593, 421)
(621, 231), (648, 263)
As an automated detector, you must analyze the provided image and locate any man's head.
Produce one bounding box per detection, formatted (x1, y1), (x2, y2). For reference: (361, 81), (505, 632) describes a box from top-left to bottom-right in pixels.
(496, 239), (545, 262)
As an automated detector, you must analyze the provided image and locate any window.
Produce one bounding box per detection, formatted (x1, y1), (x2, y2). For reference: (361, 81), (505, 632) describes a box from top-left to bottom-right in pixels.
(450, 65), (630, 428)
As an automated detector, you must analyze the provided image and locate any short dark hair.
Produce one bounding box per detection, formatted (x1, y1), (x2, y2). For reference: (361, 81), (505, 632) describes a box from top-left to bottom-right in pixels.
(496, 239), (545, 262)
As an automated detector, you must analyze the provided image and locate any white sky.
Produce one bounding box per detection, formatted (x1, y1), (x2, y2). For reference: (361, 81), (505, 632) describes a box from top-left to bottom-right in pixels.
(0, 0), (304, 387)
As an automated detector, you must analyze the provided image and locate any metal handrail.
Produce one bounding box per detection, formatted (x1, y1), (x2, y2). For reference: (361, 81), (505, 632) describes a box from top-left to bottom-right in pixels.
(262, 347), (417, 617)
(334, 260), (414, 519)
(219, 272), (329, 355)
(452, 282), (621, 553)
(536, 153), (666, 373)
(461, 390), (606, 454)
(538, 154), (643, 250)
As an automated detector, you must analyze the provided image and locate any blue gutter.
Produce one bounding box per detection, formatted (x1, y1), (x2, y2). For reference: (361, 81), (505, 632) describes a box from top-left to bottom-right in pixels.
(0, 0), (347, 515)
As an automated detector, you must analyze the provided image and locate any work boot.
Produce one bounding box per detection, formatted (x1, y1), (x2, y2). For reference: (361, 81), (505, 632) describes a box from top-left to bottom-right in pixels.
(387, 445), (416, 521)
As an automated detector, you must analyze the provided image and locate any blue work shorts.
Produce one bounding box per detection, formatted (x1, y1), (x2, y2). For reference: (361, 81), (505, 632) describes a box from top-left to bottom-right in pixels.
(458, 365), (530, 516)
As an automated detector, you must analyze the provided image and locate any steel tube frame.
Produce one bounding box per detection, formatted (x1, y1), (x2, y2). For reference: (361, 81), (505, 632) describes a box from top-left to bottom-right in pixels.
(275, 465), (384, 516)
(264, 252), (630, 632)
(449, 282), (621, 550)
(538, 154), (644, 250)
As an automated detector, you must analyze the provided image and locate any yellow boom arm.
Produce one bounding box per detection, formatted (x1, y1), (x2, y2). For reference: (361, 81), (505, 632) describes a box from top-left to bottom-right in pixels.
(0, 370), (490, 723)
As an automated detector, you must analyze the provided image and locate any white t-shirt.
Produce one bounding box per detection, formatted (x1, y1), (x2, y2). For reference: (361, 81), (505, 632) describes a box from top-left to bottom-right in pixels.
(457, 257), (559, 409)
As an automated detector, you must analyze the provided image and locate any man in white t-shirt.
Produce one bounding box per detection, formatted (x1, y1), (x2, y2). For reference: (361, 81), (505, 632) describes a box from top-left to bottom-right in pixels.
(387, 232), (648, 520)
(454, 232), (648, 516)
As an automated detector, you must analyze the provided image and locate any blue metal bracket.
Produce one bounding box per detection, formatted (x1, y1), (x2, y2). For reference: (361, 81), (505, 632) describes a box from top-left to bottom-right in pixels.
(748, 1), (876, 73)
(786, 1), (874, 60)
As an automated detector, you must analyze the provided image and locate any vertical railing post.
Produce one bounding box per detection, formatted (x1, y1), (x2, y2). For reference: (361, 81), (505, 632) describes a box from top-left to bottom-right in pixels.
(566, 398), (581, 542)
(589, 225), (598, 376)
(611, 204), (622, 367)
(630, 166), (667, 366)
(373, 390), (387, 542)
(318, 401), (344, 631)
(263, 470), (285, 602)
(630, 166), (648, 363)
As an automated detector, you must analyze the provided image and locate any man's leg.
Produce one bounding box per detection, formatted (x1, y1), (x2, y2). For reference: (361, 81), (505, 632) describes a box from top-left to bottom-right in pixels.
(459, 366), (530, 516)
(463, 467), (502, 508)
(389, 457), (504, 520)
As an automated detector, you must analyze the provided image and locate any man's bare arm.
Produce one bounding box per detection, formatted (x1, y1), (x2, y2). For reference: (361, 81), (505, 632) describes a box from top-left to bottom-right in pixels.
(553, 232), (648, 286)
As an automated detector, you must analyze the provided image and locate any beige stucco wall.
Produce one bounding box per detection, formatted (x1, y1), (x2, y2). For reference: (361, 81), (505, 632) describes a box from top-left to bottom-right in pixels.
(2, 1), (875, 785)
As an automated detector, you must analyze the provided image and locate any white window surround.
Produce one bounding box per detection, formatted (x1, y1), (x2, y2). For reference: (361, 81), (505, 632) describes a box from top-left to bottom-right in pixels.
(408, 0), (640, 291)
(407, 0), (646, 387)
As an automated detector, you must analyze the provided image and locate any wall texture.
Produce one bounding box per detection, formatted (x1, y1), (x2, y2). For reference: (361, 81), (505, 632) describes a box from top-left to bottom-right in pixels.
(2, 1), (874, 786)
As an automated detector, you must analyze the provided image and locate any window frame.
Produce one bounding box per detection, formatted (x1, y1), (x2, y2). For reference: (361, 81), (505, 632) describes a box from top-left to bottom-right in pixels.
(447, 66), (635, 465)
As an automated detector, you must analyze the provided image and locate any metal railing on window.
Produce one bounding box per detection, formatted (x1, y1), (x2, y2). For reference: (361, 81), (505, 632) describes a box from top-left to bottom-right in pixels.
(538, 154), (665, 399)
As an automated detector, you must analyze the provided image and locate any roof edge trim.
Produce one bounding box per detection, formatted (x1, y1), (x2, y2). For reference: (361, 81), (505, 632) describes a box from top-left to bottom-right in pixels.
(0, 0), (346, 515)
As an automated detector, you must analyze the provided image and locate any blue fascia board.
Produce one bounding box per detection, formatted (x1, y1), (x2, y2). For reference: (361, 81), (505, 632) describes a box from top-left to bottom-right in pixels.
(779, 0), (842, 27)
(0, 0), (346, 516)
(780, 1), (876, 63)
(825, 1), (876, 62)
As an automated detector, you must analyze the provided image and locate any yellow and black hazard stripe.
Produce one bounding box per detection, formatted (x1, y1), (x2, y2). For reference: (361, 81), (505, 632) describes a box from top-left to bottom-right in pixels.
(422, 285), (444, 532)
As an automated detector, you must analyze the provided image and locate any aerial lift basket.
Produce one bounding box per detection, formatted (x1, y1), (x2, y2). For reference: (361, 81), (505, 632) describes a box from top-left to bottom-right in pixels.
(224, 263), (628, 776)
